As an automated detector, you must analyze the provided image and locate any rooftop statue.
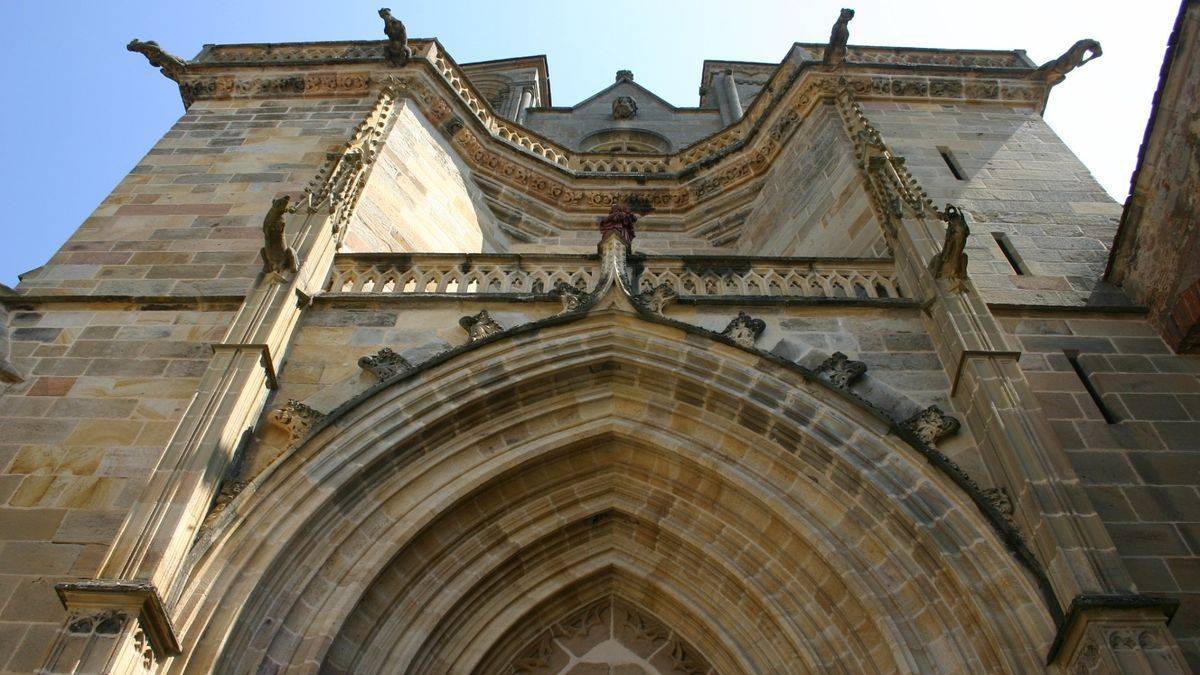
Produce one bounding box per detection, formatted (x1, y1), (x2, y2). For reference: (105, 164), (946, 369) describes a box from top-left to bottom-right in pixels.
(378, 8), (412, 66)
(260, 195), (298, 277)
(823, 8), (855, 66)
(1035, 39), (1102, 85)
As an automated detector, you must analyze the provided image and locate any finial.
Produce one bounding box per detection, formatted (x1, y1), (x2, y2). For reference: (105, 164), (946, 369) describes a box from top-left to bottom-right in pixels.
(615, 70), (634, 83)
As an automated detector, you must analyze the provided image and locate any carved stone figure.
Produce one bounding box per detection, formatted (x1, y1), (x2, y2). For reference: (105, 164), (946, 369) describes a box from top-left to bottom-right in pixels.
(929, 203), (969, 285)
(267, 399), (325, 448)
(126, 39), (188, 82)
(597, 205), (639, 245)
(260, 195), (297, 277)
(612, 96), (638, 120)
(902, 405), (961, 447)
(551, 281), (588, 313)
(817, 351), (868, 389)
(357, 348), (412, 380)
(460, 310), (504, 341)
(1035, 39), (1102, 85)
(823, 9), (855, 66)
(634, 283), (677, 315)
(378, 8), (412, 66)
(720, 311), (766, 348)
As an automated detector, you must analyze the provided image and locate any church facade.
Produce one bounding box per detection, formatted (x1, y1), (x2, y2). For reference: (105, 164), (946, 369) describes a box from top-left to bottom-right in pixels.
(1, 4), (1199, 673)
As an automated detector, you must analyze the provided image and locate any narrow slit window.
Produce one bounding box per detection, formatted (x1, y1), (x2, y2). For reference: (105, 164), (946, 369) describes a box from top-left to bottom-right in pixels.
(1065, 350), (1118, 424)
(937, 146), (966, 181)
(992, 232), (1027, 275)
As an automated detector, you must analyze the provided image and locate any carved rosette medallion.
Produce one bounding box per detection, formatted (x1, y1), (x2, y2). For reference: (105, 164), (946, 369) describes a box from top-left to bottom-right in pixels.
(357, 348), (413, 380)
(720, 311), (766, 348)
(460, 310), (504, 342)
(817, 351), (868, 389)
(901, 405), (961, 446)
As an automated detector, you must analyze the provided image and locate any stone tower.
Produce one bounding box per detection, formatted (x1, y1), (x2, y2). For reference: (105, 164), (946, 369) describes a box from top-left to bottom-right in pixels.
(2, 3), (1199, 673)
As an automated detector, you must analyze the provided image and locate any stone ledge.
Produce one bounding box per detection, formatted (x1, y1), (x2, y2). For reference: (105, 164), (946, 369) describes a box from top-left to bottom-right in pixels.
(0, 294), (245, 310)
(55, 579), (181, 657)
(1045, 593), (1179, 665)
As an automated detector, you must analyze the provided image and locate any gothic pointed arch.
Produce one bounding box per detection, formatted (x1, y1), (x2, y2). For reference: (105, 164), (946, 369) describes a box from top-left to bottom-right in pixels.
(170, 302), (1057, 673)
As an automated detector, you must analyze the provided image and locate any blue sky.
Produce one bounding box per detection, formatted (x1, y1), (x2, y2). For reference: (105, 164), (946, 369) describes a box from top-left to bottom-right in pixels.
(0, 1), (1180, 286)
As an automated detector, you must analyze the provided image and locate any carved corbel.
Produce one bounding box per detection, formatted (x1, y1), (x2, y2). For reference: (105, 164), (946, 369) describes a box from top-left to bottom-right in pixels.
(260, 195), (298, 278)
(267, 399), (325, 447)
(901, 405), (961, 447)
(460, 310), (504, 342)
(126, 39), (188, 82)
(817, 351), (868, 389)
(357, 347), (412, 380)
(720, 311), (766, 348)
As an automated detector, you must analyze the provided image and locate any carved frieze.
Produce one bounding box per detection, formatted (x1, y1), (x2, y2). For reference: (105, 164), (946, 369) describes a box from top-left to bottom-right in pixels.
(460, 310), (504, 342)
(267, 400), (325, 447)
(817, 351), (868, 389)
(720, 311), (766, 348)
(357, 347), (412, 380)
(902, 405), (961, 447)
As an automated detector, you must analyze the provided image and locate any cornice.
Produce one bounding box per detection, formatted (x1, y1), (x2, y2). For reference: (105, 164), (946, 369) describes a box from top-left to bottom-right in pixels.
(144, 36), (1054, 225)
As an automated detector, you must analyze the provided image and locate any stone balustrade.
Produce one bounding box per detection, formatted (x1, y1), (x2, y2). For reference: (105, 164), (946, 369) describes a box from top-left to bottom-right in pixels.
(324, 253), (905, 300)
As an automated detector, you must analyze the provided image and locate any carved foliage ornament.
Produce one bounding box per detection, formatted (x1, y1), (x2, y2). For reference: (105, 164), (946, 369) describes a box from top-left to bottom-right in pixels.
(268, 399), (325, 447)
(720, 311), (766, 348)
(551, 281), (589, 313)
(357, 347), (412, 380)
(634, 283), (677, 315)
(460, 310), (503, 342)
(902, 405), (961, 447)
(818, 351), (868, 389)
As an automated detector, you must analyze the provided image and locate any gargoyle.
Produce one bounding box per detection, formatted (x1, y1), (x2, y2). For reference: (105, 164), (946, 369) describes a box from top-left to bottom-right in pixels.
(1035, 39), (1102, 85)
(929, 204), (969, 285)
(822, 8), (855, 66)
(126, 39), (188, 82)
(260, 195), (297, 277)
(379, 8), (412, 66)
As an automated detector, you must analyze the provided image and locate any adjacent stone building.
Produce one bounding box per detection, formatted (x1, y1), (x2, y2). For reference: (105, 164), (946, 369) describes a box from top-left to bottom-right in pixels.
(1, 3), (1198, 672)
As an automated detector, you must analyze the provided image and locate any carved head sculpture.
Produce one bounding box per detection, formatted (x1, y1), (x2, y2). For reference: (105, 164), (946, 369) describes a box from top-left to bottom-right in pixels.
(612, 96), (638, 120)
(838, 7), (855, 23)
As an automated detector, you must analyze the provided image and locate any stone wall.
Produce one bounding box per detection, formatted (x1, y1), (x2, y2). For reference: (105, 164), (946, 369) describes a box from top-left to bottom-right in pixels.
(342, 102), (507, 254)
(738, 103), (883, 258)
(864, 101), (1124, 306)
(15, 96), (373, 298)
(0, 302), (236, 671)
(1001, 308), (1200, 667)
